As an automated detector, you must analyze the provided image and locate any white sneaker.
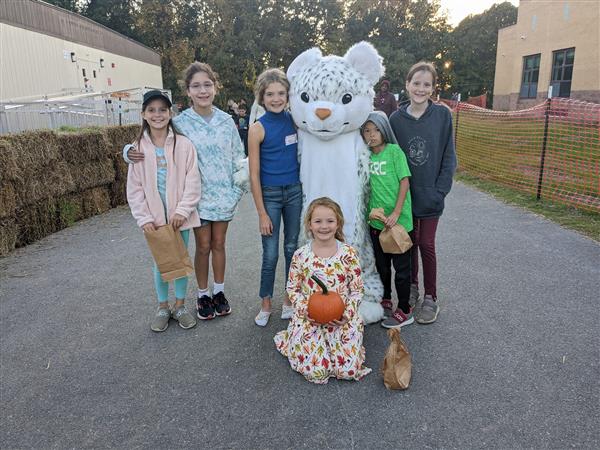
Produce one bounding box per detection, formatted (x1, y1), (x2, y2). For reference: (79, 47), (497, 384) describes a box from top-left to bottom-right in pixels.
(254, 310), (271, 327)
(281, 304), (294, 320)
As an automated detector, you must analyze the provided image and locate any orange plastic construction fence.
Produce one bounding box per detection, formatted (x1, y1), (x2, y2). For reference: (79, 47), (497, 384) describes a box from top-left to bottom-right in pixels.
(451, 97), (599, 213)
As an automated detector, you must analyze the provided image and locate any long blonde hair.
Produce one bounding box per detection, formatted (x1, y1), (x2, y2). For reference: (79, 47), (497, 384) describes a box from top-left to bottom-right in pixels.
(304, 197), (345, 242)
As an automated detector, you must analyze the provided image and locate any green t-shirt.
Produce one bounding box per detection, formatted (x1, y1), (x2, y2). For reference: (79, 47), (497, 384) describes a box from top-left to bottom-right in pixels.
(368, 143), (413, 232)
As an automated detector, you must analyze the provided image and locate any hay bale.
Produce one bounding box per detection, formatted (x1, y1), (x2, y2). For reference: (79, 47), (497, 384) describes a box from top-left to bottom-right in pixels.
(104, 125), (139, 155)
(110, 154), (129, 206)
(57, 131), (110, 164)
(80, 186), (112, 217)
(69, 158), (115, 192)
(0, 131), (60, 183)
(0, 218), (18, 256)
(0, 182), (17, 218)
(14, 160), (75, 206)
(0, 138), (19, 185)
(16, 199), (61, 247)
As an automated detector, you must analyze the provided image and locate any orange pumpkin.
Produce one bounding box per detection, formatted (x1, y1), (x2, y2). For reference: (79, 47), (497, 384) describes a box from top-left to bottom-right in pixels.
(307, 274), (345, 324)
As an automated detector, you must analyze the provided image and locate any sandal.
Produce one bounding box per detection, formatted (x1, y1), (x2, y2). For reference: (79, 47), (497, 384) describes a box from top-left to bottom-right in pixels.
(254, 310), (272, 327)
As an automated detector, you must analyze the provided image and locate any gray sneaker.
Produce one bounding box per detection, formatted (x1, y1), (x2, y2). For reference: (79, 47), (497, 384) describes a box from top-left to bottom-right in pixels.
(409, 284), (420, 308)
(151, 307), (171, 332)
(415, 295), (439, 324)
(172, 305), (197, 329)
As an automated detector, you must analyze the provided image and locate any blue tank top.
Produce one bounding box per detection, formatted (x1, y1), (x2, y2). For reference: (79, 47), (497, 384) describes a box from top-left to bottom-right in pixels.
(257, 111), (300, 186)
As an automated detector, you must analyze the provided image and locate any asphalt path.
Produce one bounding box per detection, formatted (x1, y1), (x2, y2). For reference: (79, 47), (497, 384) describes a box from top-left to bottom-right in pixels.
(1, 182), (599, 449)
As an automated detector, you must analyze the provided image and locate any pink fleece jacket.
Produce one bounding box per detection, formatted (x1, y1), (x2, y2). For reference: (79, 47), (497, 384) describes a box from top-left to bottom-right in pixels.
(126, 131), (201, 230)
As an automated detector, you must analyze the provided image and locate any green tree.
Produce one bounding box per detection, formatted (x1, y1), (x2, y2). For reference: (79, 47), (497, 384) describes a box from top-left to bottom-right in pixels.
(447, 1), (518, 103)
(134, 0), (197, 104)
(342, 0), (450, 98)
(43, 0), (82, 13)
(83, 0), (137, 39)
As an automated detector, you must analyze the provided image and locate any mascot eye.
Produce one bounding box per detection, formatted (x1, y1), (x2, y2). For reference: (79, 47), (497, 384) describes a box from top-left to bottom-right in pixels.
(342, 93), (353, 104)
(301, 92), (310, 103)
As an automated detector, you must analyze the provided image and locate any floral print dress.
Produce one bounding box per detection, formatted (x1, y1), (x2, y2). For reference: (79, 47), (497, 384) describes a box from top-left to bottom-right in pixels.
(274, 242), (372, 384)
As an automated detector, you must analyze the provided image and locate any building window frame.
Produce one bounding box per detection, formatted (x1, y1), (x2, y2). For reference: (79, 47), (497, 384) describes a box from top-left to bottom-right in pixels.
(550, 47), (575, 98)
(520, 53), (540, 99)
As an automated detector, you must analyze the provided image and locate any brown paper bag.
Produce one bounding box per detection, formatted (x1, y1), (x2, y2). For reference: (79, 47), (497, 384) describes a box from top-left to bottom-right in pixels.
(381, 328), (412, 390)
(144, 224), (194, 282)
(368, 208), (412, 254)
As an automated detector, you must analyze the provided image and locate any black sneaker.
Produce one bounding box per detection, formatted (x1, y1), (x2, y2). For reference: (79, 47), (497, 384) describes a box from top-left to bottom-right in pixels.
(212, 292), (232, 316)
(196, 295), (215, 320)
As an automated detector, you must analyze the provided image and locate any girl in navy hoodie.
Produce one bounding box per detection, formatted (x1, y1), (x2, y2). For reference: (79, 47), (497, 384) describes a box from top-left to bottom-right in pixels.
(389, 62), (456, 325)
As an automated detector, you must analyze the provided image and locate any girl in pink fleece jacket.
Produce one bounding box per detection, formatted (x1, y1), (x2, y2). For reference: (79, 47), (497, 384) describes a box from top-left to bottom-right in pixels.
(127, 90), (201, 332)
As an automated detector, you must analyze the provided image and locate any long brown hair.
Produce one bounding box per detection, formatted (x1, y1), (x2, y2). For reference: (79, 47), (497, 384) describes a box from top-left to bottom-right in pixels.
(304, 197), (345, 242)
(136, 97), (178, 152)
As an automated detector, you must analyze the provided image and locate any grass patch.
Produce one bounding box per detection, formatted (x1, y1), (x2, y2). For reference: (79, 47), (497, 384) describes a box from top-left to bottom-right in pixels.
(57, 199), (80, 227)
(58, 125), (104, 133)
(456, 172), (600, 241)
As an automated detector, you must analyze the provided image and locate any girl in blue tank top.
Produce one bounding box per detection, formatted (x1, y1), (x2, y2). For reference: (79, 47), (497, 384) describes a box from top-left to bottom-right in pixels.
(248, 68), (302, 327)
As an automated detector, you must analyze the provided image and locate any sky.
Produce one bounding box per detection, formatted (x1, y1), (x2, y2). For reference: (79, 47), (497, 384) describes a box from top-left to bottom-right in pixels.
(440, 0), (520, 26)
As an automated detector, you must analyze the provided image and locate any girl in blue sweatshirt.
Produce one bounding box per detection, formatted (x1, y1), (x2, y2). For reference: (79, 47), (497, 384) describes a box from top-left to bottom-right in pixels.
(389, 62), (457, 325)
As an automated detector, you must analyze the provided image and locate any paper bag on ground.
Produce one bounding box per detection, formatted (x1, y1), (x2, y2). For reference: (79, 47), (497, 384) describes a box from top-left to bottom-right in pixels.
(381, 328), (412, 390)
(368, 208), (412, 254)
(144, 224), (194, 282)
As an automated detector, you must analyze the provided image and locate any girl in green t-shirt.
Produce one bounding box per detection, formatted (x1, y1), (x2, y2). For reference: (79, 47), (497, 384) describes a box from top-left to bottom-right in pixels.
(361, 111), (414, 329)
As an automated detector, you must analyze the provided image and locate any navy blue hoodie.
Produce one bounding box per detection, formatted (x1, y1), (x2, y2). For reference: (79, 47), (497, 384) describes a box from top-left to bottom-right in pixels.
(389, 100), (456, 218)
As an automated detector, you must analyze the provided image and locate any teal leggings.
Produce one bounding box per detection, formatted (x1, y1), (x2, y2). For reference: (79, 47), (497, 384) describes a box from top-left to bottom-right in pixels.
(153, 229), (190, 303)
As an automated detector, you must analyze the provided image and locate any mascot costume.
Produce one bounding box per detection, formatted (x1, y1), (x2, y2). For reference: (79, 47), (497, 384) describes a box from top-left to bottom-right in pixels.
(287, 41), (385, 324)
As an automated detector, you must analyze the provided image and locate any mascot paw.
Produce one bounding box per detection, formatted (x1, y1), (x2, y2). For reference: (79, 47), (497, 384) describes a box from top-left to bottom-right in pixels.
(233, 158), (250, 192)
(359, 301), (384, 324)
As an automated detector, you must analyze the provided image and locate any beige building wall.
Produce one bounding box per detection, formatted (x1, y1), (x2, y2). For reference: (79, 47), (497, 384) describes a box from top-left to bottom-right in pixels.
(493, 0), (599, 110)
(1, 23), (163, 101)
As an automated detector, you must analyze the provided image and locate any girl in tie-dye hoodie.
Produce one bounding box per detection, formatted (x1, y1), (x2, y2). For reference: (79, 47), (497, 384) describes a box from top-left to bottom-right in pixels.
(125, 62), (246, 321)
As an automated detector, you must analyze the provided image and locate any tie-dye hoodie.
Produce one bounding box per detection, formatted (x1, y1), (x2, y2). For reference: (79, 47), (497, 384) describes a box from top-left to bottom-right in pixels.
(173, 107), (246, 221)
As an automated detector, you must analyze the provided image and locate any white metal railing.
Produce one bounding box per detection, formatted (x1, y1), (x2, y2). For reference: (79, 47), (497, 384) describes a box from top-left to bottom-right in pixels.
(0, 87), (170, 134)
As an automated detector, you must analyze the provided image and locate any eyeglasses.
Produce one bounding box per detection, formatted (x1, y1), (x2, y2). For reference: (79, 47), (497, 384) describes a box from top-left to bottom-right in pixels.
(189, 82), (215, 91)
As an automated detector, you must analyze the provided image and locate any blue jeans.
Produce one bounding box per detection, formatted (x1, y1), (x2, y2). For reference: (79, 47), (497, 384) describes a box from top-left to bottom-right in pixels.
(259, 183), (302, 299)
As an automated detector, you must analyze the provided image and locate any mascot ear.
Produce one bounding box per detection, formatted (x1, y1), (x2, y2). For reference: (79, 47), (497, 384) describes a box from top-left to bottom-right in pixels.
(344, 41), (385, 85)
(287, 47), (322, 82)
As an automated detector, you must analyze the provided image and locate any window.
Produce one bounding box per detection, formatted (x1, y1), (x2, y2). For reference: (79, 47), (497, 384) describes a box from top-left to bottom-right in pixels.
(520, 54), (540, 98)
(93, 70), (97, 78)
(550, 47), (575, 98)
(82, 68), (86, 77)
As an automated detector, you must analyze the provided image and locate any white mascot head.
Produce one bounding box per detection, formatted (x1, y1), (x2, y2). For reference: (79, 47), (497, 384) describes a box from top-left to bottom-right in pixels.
(287, 41), (384, 140)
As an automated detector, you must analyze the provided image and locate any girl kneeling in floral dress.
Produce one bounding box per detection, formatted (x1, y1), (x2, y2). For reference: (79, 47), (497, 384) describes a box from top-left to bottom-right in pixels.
(274, 197), (371, 384)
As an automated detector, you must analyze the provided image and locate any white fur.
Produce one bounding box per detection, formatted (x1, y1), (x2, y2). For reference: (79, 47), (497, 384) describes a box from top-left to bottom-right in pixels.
(288, 41), (386, 324)
(233, 157), (250, 192)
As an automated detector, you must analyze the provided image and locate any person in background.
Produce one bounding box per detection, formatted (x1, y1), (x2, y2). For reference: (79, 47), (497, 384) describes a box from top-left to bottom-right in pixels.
(236, 104), (249, 156)
(374, 79), (397, 117)
(227, 99), (239, 122)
